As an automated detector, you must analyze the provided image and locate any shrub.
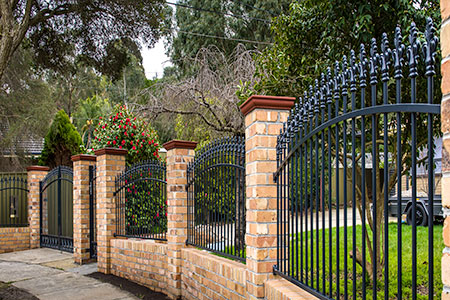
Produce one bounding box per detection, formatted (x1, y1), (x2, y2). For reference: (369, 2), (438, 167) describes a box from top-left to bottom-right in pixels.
(39, 110), (82, 168)
(90, 104), (160, 165)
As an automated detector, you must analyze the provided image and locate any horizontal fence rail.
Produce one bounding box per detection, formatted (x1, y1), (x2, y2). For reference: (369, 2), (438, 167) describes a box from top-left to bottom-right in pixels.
(274, 19), (441, 300)
(187, 137), (246, 262)
(0, 173), (28, 227)
(114, 160), (167, 241)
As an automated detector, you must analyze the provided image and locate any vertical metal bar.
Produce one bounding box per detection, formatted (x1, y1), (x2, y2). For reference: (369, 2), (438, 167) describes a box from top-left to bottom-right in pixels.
(425, 18), (436, 300)
(394, 26), (404, 300)
(320, 88), (326, 294)
(380, 33), (390, 300)
(57, 167), (62, 251)
(39, 181), (43, 247)
(341, 59), (349, 300)
(334, 65), (341, 300)
(350, 52), (357, 300)
(327, 75), (333, 298)
(410, 34), (418, 300)
(359, 46), (368, 300)
(277, 135), (281, 271)
(89, 166), (94, 258)
(369, 40), (378, 300)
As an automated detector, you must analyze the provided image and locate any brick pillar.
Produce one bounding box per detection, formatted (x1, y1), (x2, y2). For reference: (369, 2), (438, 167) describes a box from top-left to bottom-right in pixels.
(72, 154), (97, 264)
(240, 95), (295, 300)
(26, 166), (50, 249)
(94, 148), (127, 274)
(163, 140), (197, 300)
(441, 1), (450, 299)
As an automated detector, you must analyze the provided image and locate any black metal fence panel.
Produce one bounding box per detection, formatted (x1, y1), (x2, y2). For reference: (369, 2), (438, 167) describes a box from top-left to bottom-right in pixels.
(187, 137), (246, 262)
(0, 173), (28, 227)
(40, 166), (74, 253)
(114, 160), (167, 241)
(273, 19), (441, 300)
(89, 165), (97, 259)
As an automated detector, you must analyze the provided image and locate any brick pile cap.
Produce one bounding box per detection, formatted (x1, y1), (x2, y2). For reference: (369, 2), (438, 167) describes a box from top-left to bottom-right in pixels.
(239, 95), (296, 116)
(94, 147), (128, 156)
(26, 166), (50, 171)
(163, 140), (197, 151)
(71, 154), (97, 162)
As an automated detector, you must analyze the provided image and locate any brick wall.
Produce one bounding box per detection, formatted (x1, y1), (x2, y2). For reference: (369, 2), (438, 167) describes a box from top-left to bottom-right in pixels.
(181, 248), (246, 300)
(110, 239), (168, 293)
(265, 279), (319, 300)
(0, 227), (30, 253)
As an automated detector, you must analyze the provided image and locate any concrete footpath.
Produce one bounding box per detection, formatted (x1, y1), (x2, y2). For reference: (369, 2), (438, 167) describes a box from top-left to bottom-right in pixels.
(0, 248), (137, 300)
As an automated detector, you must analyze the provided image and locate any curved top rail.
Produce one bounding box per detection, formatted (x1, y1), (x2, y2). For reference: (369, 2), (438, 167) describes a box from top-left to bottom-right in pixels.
(117, 160), (166, 181)
(188, 136), (245, 173)
(274, 103), (440, 178)
(42, 166), (73, 184)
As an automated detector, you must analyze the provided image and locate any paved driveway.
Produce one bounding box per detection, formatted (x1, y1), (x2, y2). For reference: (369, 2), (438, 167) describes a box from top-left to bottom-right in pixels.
(0, 248), (137, 300)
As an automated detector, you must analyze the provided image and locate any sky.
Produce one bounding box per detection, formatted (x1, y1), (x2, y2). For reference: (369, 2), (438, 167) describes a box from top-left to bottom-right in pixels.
(141, 39), (171, 79)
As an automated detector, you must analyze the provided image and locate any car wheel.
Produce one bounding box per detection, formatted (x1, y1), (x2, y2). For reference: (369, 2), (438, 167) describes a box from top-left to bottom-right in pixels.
(406, 204), (428, 226)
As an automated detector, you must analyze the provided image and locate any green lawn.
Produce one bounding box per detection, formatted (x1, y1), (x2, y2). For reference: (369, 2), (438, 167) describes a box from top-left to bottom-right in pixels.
(285, 223), (443, 300)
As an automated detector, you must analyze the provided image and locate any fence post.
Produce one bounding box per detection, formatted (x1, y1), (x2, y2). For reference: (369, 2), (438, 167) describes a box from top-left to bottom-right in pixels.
(94, 148), (127, 274)
(441, 1), (450, 298)
(26, 166), (50, 249)
(163, 140), (197, 300)
(71, 154), (97, 264)
(240, 95), (295, 300)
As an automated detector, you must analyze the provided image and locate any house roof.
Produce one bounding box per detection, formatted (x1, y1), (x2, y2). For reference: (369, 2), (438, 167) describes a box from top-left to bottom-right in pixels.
(0, 123), (44, 155)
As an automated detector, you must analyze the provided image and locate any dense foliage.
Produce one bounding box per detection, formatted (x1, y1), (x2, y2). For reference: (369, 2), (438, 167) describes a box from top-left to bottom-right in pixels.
(166, 0), (290, 72)
(0, 0), (166, 81)
(254, 0), (441, 96)
(90, 105), (161, 165)
(122, 162), (167, 235)
(39, 110), (82, 168)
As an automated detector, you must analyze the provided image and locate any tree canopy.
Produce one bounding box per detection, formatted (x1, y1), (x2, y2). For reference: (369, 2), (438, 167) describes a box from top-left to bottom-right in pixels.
(166, 0), (290, 71)
(0, 0), (165, 81)
(254, 0), (441, 96)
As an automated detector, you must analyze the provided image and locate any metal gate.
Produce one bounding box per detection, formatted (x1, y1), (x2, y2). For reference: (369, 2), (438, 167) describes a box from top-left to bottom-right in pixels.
(186, 137), (246, 262)
(273, 19), (440, 300)
(40, 166), (74, 252)
(89, 165), (97, 259)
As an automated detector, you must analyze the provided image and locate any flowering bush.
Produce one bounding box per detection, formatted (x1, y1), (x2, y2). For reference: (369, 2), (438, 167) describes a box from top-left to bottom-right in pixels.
(91, 105), (166, 233)
(90, 105), (161, 165)
(123, 163), (167, 235)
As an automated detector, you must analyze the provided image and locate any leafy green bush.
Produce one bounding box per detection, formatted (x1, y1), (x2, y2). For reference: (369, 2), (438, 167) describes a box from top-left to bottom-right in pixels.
(39, 110), (82, 168)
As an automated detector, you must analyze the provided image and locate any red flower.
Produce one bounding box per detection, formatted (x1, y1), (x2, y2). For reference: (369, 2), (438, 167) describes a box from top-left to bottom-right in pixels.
(131, 133), (134, 137)
(107, 141), (110, 145)
(119, 125), (122, 129)
(119, 146), (122, 149)
(124, 125), (127, 130)
(133, 125), (136, 129)
(126, 118), (130, 122)
(157, 212), (159, 217)
(124, 131), (127, 136)
(130, 141), (133, 145)
(113, 140), (117, 145)
(102, 125), (105, 129)
(99, 116), (102, 119)
(132, 146), (136, 150)
(122, 140), (126, 145)
(142, 132), (145, 137)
